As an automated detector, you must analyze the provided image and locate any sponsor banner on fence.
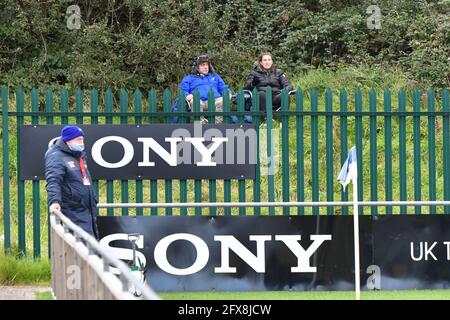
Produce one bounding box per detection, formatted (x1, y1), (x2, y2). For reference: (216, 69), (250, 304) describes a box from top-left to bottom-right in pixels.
(20, 124), (256, 180)
(98, 215), (450, 291)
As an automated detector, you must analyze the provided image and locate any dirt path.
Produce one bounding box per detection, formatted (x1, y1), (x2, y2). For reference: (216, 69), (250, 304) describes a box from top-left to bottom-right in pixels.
(0, 286), (52, 300)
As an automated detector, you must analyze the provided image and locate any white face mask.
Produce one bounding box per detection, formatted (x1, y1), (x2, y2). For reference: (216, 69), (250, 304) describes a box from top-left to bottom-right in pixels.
(69, 142), (84, 152)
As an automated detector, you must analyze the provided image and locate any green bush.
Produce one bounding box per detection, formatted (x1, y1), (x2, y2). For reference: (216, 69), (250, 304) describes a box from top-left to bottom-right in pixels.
(1, 0), (450, 90)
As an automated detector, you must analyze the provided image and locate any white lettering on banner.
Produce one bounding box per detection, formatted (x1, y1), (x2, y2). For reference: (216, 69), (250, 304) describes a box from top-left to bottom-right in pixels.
(153, 233), (209, 276)
(90, 135), (229, 168)
(410, 241), (438, 261)
(91, 136), (134, 168)
(214, 235), (271, 273)
(101, 233), (332, 275)
(424, 242), (438, 261)
(138, 137), (182, 166)
(99, 233), (146, 275)
(185, 137), (228, 166)
(275, 235), (332, 272)
(444, 242), (450, 260)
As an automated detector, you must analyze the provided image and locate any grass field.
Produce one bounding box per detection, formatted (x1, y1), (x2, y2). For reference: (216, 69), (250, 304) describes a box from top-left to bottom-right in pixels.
(28, 289), (450, 300)
(35, 291), (53, 300)
(160, 290), (450, 300)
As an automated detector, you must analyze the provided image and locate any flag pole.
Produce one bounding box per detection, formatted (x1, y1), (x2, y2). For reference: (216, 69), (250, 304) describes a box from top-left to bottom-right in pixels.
(337, 146), (361, 300)
(352, 174), (361, 300)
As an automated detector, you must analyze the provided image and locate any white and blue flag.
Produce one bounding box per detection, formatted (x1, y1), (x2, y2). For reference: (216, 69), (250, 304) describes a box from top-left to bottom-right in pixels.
(337, 146), (357, 191)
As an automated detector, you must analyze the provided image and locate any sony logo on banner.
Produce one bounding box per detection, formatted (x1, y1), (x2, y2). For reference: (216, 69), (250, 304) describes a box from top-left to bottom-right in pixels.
(100, 233), (332, 275)
(91, 136), (228, 168)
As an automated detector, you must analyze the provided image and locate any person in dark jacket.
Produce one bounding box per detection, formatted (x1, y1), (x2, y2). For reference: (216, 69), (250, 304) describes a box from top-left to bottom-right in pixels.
(179, 54), (230, 123)
(45, 125), (99, 239)
(244, 52), (293, 112)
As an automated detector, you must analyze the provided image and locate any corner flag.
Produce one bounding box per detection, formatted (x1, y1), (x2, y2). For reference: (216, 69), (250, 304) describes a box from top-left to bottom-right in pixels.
(337, 146), (357, 191)
(337, 146), (361, 300)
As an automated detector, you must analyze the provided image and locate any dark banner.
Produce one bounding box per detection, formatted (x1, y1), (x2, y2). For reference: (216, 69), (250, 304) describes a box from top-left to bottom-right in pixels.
(97, 215), (450, 292)
(372, 215), (450, 290)
(98, 216), (372, 292)
(20, 124), (256, 180)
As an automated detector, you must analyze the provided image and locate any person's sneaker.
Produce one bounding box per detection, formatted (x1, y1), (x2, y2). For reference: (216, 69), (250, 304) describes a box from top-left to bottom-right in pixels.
(200, 116), (209, 124)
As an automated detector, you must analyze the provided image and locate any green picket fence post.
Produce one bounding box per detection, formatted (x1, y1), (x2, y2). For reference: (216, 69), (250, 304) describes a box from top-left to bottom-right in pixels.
(16, 89), (26, 255)
(281, 89), (290, 216)
(105, 89), (114, 216)
(339, 89), (348, 215)
(266, 87), (275, 215)
(325, 89), (333, 215)
(148, 90), (158, 216)
(193, 91), (202, 216)
(119, 89), (129, 216)
(75, 89), (83, 125)
(162, 89), (173, 216)
(32, 89), (41, 258)
(2, 85), (10, 254)
(237, 90), (246, 216)
(252, 88), (261, 216)
(90, 89), (99, 198)
(398, 89), (407, 214)
(207, 90), (217, 215)
(45, 88), (54, 258)
(311, 89), (319, 215)
(355, 89), (364, 215)
(222, 93), (232, 216)
(443, 89), (450, 214)
(61, 89), (69, 124)
(369, 89), (378, 215)
(384, 90), (393, 214)
(296, 89), (304, 215)
(177, 90), (188, 216)
(413, 89), (422, 214)
(427, 89), (436, 214)
(134, 89), (143, 216)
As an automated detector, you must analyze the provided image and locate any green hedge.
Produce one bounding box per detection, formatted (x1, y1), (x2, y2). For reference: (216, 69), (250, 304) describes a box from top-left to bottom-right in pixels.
(1, 0), (449, 91)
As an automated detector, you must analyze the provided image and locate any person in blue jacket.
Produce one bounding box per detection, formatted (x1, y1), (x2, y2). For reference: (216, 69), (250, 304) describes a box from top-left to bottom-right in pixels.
(45, 125), (99, 239)
(179, 54), (230, 123)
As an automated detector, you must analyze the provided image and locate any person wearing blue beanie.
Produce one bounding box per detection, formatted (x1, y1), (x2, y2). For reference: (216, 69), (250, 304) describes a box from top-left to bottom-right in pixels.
(44, 125), (99, 239)
(61, 125), (84, 142)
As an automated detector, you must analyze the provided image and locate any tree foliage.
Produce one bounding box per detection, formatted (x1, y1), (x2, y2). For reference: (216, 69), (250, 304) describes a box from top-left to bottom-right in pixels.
(1, 0), (449, 90)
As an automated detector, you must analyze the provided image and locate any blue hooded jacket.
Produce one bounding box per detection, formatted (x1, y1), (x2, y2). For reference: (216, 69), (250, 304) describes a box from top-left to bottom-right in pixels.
(179, 72), (229, 101)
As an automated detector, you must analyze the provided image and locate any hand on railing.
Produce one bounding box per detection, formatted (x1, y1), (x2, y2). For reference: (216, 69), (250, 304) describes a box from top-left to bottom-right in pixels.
(49, 202), (61, 213)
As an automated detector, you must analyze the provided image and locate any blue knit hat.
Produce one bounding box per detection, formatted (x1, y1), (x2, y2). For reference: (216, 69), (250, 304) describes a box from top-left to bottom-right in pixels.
(61, 126), (84, 142)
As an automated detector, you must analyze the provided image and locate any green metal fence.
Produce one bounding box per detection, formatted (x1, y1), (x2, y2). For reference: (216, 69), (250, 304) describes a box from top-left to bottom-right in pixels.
(2, 85), (450, 258)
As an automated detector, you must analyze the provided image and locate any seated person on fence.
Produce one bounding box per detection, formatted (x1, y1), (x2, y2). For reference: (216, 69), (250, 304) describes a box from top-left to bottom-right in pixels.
(179, 54), (230, 124)
(243, 51), (293, 112)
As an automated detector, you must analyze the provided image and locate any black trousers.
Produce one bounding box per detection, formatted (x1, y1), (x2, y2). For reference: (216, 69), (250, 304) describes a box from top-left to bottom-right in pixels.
(258, 91), (282, 112)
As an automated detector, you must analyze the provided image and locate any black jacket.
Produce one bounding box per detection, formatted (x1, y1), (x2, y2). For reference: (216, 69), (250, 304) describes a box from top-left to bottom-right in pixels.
(244, 63), (293, 95)
(45, 138), (99, 239)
